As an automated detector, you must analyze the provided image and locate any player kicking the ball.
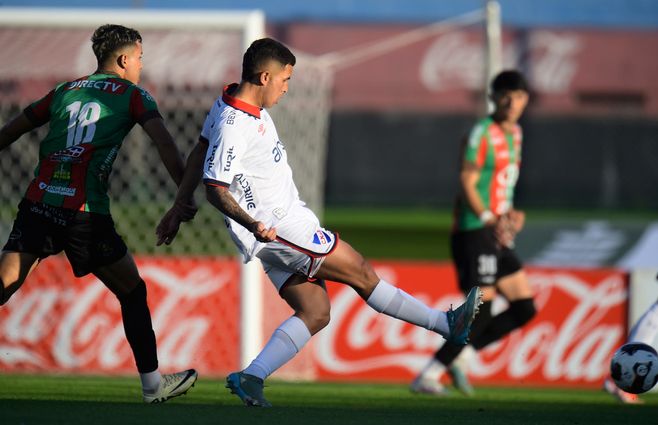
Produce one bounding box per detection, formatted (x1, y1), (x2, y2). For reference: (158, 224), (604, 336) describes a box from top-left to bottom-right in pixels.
(0, 24), (197, 403)
(157, 37), (482, 407)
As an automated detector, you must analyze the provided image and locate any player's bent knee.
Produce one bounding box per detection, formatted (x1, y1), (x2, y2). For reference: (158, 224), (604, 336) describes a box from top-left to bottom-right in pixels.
(311, 314), (331, 334)
(352, 257), (379, 290)
(510, 298), (536, 326)
(117, 279), (147, 304)
(301, 309), (331, 334)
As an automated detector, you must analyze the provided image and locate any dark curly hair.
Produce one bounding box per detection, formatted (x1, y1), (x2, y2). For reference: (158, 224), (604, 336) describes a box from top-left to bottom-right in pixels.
(91, 24), (142, 66)
(491, 70), (529, 94)
(242, 37), (296, 83)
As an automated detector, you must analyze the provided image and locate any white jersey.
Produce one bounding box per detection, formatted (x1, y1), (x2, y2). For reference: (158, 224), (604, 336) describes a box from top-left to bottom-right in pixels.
(202, 84), (305, 261)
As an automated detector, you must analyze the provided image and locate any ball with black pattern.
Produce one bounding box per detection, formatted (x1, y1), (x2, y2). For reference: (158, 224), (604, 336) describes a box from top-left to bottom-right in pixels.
(610, 342), (658, 394)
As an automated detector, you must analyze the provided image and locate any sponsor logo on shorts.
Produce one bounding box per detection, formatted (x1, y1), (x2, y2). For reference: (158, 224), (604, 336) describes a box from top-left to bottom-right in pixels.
(38, 182), (76, 197)
(8, 229), (22, 240)
(313, 230), (333, 245)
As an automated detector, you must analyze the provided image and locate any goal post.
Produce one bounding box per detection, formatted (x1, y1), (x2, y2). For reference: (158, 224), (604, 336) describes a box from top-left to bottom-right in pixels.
(484, 0), (503, 113)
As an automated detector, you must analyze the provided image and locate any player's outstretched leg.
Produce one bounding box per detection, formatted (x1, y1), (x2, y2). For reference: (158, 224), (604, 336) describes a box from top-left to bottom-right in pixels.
(316, 241), (483, 343)
(226, 371), (272, 407)
(143, 369), (198, 403)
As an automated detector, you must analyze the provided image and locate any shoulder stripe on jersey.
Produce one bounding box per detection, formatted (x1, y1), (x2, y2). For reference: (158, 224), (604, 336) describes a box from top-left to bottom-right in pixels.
(203, 178), (230, 188)
(222, 83), (261, 118)
(24, 89), (56, 127)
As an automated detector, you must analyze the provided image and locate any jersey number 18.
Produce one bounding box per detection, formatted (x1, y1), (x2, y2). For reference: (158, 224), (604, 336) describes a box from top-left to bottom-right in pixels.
(65, 101), (101, 147)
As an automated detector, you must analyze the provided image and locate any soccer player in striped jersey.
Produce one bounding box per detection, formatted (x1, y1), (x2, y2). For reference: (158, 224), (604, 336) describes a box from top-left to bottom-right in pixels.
(157, 37), (483, 407)
(411, 70), (536, 396)
(0, 24), (197, 403)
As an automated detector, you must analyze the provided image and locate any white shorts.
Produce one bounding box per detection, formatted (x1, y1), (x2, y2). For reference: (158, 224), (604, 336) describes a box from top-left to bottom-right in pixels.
(255, 207), (338, 291)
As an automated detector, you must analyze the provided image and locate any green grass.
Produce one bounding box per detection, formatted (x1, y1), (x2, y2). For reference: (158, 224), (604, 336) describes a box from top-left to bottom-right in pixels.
(323, 207), (453, 260)
(1, 374), (657, 425)
(323, 206), (657, 261)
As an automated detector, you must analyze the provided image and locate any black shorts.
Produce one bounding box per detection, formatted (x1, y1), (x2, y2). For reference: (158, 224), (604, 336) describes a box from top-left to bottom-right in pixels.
(2, 199), (128, 277)
(450, 226), (523, 293)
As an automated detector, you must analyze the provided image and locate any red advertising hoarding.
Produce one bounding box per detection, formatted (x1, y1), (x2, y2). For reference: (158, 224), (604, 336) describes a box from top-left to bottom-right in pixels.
(0, 256), (627, 388)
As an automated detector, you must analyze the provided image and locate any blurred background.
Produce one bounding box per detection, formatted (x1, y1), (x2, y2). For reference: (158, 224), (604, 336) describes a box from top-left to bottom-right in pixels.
(0, 0), (657, 386)
(1, 0), (656, 267)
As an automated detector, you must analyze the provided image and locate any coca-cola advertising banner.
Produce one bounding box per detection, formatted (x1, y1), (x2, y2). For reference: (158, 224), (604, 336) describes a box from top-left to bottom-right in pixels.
(286, 24), (658, 115)
(0, 257), (242, 375)
(318, 262), (627, 388)
(2, 25), (657, 116)
(0, 256), (627, 388)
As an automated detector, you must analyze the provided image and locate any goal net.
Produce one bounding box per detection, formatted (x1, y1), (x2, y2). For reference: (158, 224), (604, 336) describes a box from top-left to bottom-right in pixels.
(0, 8), (333, 257)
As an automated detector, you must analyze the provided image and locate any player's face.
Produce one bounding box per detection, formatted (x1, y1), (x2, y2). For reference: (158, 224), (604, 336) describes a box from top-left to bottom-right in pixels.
(492, 89), (529, 123)
(122, 42), (143, 84)
(262, 63), (293, 108)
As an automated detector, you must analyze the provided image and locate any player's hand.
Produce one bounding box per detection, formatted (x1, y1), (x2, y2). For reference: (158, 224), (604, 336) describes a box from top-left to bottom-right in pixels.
(494, 209), (525, 248)
(156, 207), (183, 246)
(508, 209), (525, 233)
(250, 221), (276, 242)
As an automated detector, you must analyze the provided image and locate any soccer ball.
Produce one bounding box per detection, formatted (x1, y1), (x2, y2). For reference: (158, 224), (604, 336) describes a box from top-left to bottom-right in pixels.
(610, 342), (658, 394)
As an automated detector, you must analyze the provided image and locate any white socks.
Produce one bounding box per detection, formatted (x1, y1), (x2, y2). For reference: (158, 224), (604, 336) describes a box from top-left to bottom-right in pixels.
(140, 370), (162, 393)
(628, 301), (658, 345)
(366, 280), (450, 337)
(244, 315), (312, 380)
(417, 358), (446, 381)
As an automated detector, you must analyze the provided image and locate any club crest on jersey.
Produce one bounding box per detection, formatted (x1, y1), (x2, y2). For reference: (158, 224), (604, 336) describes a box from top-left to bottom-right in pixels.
(258, 123), (266, 136)
(313, 230), (332, 245)
(50, 145), (86, 163)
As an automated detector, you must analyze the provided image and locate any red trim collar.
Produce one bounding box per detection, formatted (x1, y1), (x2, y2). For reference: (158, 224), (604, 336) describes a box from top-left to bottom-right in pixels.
(222, 83), (261, 118)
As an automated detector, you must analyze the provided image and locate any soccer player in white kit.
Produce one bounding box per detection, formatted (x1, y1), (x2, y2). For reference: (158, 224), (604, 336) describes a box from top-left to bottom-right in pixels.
(157, 38), (483, 407)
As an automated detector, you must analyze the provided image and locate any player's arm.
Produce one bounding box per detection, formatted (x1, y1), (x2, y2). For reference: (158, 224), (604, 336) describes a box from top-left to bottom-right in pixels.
(460, 160), (495, 226)
(155, 138), (208, 245)
(142, 117), (186, 186)
(0, 113), (38, 152)
(206, 185), (276, 242)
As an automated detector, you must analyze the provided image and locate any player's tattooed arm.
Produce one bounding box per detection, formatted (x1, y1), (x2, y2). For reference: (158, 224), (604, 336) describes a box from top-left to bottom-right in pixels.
(206, 185), (276, 242)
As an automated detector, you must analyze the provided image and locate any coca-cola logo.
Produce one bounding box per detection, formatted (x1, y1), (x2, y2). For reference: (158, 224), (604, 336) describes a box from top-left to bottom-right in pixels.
(420, 31), (581, 94)
(0, 259), (235, 372)
(315, 267), (626, 385)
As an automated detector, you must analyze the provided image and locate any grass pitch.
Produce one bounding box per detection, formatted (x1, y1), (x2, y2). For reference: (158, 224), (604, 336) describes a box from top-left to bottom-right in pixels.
(1, 374), (657, 425)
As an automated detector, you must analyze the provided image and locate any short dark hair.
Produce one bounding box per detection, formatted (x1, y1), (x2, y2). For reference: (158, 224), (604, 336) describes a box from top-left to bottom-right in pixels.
(491, 70), (529, 94)
(242, 37), (296, 83)
(91, 24), (142, 65)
